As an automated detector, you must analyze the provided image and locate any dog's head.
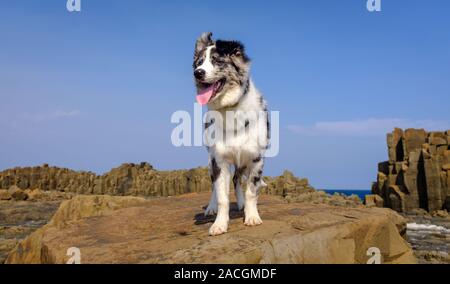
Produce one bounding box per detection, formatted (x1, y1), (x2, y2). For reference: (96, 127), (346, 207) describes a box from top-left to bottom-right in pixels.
(193, 32), (251, 109)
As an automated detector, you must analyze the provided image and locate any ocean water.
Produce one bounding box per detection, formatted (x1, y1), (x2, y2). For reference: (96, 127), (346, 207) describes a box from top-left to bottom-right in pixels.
(323, 189), (371, 201)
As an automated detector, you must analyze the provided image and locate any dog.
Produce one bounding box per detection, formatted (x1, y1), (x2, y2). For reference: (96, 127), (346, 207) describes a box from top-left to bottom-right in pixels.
(193, 32), (270, 236)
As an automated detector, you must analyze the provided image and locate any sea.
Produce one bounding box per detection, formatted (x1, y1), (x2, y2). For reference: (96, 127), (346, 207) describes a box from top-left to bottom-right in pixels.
(323, 189), (371, 201)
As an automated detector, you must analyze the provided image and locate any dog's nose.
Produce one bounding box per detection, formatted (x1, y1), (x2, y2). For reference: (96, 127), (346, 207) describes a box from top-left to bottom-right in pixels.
(194, 69), (205, 80)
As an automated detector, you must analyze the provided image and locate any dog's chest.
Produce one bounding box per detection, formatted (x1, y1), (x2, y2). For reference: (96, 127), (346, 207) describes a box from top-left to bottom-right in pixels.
(206, 110), (264, 165)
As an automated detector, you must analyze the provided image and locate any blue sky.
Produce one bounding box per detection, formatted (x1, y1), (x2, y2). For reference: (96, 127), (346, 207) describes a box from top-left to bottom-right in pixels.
(1, 0), (449, 189)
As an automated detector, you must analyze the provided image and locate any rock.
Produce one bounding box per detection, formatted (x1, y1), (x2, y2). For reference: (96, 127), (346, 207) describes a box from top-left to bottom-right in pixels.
(387, 128), (405, 163)
(262, 170), (315, 198)
(26, 189), (43, 201)
(414, 251), (450, 264)
(404, 129), (427, 154)
(373, 128), (450, 213)
(285, 191), (362, 208)
(5, 193), (416, 264)
(0, 164), (314, 201)
(409, 208), (430, 216)
(431, 210), (449, 218)
(0, 200), (62, 263)
(429, 132), (447, 146)
(0, 239), (19, 264)
(0, 189), (11, 200)
(364, 194), (384, 208)
(8, 186), (28, 201)
(408, 150), (421, 164)
(0, 200), (62, 227)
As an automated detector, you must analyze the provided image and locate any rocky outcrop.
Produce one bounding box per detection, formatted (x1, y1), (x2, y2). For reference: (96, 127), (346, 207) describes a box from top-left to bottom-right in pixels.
(5, 193), (416, 264)
(0, 200), (62, 263)
(0, 164), (315, 199)
(372, 128), (450, 213)
(261, 170), (315, 197)
(0, 163), (210, 197)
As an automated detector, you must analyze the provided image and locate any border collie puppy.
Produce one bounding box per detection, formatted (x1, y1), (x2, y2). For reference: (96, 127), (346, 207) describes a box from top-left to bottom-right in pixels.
(193, 32), (269, 236)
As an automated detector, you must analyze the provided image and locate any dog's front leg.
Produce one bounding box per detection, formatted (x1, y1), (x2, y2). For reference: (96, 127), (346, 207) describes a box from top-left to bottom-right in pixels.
(209, 159), (231, 236)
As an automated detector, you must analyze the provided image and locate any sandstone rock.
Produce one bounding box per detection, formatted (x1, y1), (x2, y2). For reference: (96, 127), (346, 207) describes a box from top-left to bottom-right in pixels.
(414, 251), (450, 264)
(444, 150), (450, 164)
(26, 189), (43, 201)
(286, 191), (362, 208)
(378, 161), (390, 175)
(364, 194), (384, 208)
(408, 150), (421, 164)
(424, 157), (445, 212)
(262, 170), (314, 198)
(387, 185), (406, 212)
(0, 239), (19, 264)
(409, 208), (430, 217)
(0, 200), (62, 263)
(443, 164), (450, 171)
(0, 189), (11, 200)
(404, 129), (427, 154)
(429, 132), (447, 146)
(387, 128), (405, 163)
(422, 149), (431, 160)
(0, 200), (61, 227)
(431, 210), (449, 218)
(5, 193), (416, 264)
(8, 186), (28, 201)
(0, 164), (314, 201)
(437, 146), (447, 155)
(373, 129), (450, 213)
(430, 145), (437, 155)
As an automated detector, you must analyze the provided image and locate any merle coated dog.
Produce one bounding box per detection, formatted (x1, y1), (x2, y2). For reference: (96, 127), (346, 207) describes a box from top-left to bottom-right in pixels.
(193, 32), (270, 236)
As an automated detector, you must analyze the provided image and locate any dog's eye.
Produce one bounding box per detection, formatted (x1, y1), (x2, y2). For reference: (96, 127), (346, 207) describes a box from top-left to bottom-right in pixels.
(215, 60), (225, 67)
(197, 59), (204, 66)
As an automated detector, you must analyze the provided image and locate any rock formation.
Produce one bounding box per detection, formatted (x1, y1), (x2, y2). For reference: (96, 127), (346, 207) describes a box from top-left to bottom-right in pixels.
(5, 193), (416, 264)
(371, 128), (450, 213)
(0, 163), (315, 199)
(0, 199), (62, 263)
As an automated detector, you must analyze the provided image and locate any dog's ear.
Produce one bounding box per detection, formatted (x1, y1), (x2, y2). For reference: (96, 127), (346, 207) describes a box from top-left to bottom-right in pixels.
(215, 40), (250, 63)
(195, 32), (214, 53)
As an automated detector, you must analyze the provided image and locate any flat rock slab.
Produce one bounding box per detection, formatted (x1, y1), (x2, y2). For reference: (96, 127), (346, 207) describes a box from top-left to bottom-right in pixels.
(6, 193), (416, 264)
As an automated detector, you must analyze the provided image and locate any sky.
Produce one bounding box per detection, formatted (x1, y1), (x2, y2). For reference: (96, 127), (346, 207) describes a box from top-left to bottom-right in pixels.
(1, 0), (449, 190)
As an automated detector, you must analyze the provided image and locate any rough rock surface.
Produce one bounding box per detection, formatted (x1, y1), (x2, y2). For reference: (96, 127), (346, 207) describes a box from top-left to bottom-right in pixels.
(6, 193), (416, 264)
(0, 164), (314, 199)
(372, 128), (450, 213)
(402, 211), (450, 264)
(0, 200), (62, 263)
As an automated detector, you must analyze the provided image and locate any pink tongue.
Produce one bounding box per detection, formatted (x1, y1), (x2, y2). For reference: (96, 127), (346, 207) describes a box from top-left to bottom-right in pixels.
(196, 85), (214, 105)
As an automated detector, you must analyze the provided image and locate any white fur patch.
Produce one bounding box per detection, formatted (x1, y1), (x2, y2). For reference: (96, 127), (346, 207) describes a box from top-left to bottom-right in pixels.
(196, 45), (215, 80)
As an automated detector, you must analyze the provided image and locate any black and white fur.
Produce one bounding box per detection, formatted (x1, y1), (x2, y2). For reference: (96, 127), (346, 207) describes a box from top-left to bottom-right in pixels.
(193, 32), (270, 236)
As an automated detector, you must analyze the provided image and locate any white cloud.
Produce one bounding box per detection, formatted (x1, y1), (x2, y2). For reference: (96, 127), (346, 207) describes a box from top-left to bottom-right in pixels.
(0, 110), (82, 131)
(18, 110), (81, 123)
(49, 110), (81, 118)
(287, 118), (450, 137)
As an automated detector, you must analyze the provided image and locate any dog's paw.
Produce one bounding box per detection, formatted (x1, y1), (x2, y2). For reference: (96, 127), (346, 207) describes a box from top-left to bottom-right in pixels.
(244, 213), (263, 226)
(204, 204), (218, 216)
(209, 221), (228, 236)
